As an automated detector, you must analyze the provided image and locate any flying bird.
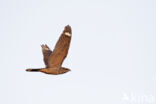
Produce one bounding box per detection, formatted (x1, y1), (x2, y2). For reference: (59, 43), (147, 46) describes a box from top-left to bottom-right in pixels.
(26, 25), (72, 75)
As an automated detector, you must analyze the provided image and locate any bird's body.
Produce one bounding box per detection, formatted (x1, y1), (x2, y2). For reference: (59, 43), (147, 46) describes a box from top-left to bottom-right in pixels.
(26, 25), (72, 75)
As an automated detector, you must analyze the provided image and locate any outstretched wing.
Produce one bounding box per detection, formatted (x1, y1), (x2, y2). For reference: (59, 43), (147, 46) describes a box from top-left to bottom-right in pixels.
(47, 25), (72, 68)
(41, 44), (52, 67)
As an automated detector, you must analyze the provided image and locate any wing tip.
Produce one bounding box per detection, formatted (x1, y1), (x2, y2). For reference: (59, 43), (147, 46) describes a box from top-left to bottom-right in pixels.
(41, 44), (50, 51)
(64, 25), (72, 34)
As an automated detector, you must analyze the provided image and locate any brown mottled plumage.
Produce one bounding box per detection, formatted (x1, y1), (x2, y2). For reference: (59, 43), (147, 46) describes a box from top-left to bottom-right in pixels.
(26, 25), (72, 75)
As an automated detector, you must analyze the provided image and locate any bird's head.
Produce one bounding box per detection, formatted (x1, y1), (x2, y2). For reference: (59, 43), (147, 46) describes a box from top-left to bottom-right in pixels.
(59, 67), (71, 74)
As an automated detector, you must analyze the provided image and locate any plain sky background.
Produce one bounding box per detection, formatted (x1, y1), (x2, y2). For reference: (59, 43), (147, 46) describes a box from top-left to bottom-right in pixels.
(0, 0), (156, 104)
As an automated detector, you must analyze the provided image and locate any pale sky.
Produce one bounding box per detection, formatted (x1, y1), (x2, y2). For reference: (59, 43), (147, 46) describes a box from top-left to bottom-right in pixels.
(0, 0), (156, 104)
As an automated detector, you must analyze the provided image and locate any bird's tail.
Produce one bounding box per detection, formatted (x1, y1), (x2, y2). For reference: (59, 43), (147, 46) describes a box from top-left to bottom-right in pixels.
(26, 68), (41, 72)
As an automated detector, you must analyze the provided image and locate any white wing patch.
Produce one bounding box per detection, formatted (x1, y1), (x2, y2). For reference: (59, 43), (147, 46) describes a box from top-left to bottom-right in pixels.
(45, 47), (50, 50)
(65, 32), (71, 37)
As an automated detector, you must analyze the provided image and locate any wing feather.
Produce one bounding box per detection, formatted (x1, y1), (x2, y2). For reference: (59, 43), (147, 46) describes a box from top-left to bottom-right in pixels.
(41, 44), (52, 67)
(47, 25), (72, 68)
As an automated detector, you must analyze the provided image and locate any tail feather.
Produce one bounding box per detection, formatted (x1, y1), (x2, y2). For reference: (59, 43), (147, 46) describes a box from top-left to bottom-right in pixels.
(26, 68), (41, 72)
